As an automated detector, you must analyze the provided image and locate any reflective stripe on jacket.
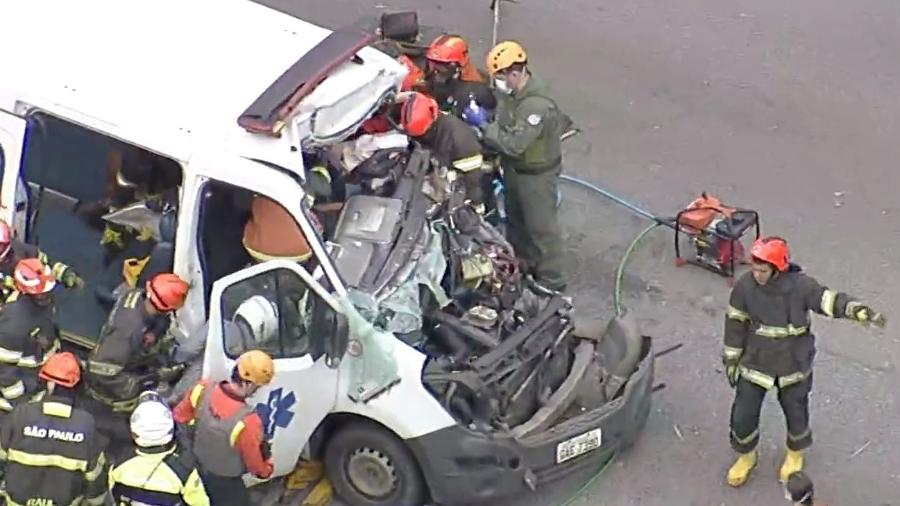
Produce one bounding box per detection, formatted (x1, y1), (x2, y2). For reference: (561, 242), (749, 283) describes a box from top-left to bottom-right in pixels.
(109, 444), (210, 506)
(0, 396), (107, 506)
(0, 293), (59, 411)
(724, 265), (862, 388)
(87, 289), (168, 410)
(192, 383), (254, 478)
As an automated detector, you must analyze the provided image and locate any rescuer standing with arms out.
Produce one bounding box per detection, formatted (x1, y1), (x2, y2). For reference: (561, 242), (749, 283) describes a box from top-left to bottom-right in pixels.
(722, 236), (886, 486)
(480, 41), (569, 291)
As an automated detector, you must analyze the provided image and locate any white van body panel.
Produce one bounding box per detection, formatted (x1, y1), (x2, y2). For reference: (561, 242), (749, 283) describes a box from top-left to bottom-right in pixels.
(0, 0), (404, 177)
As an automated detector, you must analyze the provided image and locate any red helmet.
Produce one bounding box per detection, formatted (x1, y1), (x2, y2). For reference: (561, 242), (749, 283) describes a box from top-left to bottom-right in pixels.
(400, 92), (439, 137)
(14, 258), (56, 295)
(146, 273), (189, 312)
(750, 236), (789, 272)
(398, 55), (425, 92)
(0, 220), (12, 261)
(39, 352), (81, 388)
(426, 35), (470, 66)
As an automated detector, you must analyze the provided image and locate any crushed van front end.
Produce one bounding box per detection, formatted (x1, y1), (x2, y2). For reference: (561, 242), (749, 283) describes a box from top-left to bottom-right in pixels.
(408, 331), (654, 505)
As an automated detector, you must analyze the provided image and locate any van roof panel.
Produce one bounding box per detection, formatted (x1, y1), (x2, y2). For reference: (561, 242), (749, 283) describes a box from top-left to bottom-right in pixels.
(0, 0), (400, 162)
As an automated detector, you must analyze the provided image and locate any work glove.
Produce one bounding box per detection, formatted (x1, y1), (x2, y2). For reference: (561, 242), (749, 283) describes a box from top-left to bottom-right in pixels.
(461, 101), (489, 128)
(260, 440), (272, 460)
(100, 225), (125, 249)
(156, 363), (186, 382)
(850, 305), (887, 328)
(721, 354), (741, 388)
(60, 270), (84, 289)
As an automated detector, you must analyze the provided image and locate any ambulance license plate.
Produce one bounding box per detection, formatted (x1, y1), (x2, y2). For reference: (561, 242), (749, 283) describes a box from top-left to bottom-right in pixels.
(555, 428), (602, 464)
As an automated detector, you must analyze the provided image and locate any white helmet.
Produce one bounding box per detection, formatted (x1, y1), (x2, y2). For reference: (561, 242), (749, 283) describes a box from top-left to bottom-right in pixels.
(234, 295), (279, 343)
(130, 392), (175, 448)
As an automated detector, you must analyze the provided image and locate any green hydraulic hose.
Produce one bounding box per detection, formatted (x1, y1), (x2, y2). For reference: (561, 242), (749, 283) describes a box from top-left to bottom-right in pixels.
(550, 222), (657, 506)
(614, 223), (662, 317)
(550, 176), (662, 505)
(555, 453), (618, 506)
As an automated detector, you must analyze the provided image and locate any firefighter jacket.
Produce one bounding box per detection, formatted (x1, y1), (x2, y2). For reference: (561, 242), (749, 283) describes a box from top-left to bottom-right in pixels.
(420, 113), (487, 205)
(0, 240), (78, 297)
(0, 393), (107, 506)
(421, 114), (484, 173)
(724, 265), (866, 389)
(482, 74), (567, 175)
(173, 380), (273, 479)
(109, 443), (210, 506)
(86, 289), (170, 412)
(428, 72), (497, 118)
(0, 293), (60, 412)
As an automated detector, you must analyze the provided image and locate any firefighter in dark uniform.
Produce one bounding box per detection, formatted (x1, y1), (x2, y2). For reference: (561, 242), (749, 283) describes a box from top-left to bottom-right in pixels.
(722, 236), (886, 487)
(109, 391), (210, 505)
(424, 35), (497, 118)
(0, 259), (61, 417)
(0, 219), (83, 299)
(481, 40), (569, 291)
(85, 272), (189, 415)
(399, 92), (489, 209)
(0, 352), (108, 506)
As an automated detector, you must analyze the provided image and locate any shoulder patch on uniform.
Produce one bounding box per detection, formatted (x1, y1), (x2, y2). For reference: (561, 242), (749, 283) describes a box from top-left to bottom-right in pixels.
(527, 114), (542, 126)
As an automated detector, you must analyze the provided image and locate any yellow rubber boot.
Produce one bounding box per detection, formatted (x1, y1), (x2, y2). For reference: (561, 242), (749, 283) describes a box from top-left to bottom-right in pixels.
(301, 477), (333, 506)
(726, 450), (758, 487)
(286, 460), (324, 491)
(779, 449), (804, 483)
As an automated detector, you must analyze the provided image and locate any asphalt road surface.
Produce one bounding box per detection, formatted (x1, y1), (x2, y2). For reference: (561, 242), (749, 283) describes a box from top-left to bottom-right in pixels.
(261, 1), (900, 504)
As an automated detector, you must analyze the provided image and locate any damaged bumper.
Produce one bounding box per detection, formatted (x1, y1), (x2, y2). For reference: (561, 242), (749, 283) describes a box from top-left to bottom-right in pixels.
(407, 336), (655, 505)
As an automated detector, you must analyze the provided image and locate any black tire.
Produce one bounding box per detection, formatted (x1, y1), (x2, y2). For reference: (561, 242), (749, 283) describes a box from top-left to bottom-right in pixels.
(324, 421), (428, 506)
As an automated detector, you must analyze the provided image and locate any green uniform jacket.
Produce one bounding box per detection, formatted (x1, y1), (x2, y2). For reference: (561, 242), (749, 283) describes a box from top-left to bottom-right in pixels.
(482, 74), (565, 173)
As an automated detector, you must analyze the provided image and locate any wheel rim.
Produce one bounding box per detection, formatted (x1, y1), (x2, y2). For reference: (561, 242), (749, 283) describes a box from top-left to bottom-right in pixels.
(346, 447), (398, 499)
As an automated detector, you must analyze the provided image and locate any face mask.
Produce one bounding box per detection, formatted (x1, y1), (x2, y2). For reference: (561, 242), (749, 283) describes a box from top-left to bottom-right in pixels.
(494, 77), (512, 94)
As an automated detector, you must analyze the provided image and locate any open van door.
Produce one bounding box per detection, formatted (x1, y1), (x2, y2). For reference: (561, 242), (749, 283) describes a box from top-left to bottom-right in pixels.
(202, 258), (347, 479)
(0, 111), (27, 232)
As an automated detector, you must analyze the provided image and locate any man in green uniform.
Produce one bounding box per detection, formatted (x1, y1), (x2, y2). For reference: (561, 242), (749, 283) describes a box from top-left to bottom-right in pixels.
(480, 40), (569, 291)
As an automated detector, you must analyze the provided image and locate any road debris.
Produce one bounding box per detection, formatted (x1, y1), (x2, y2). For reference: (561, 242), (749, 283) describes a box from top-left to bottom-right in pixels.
(850, 440), (871, 459)
(834, 191), (845, 207)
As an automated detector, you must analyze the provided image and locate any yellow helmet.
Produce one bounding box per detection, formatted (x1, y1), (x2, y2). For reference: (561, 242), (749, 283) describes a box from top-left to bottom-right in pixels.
(236, 350), (275, 385)
(486, 40), (528, 75)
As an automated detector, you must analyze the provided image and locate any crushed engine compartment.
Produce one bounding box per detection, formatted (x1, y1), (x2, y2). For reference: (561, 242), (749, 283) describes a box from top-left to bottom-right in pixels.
(328, 145), (642, 434)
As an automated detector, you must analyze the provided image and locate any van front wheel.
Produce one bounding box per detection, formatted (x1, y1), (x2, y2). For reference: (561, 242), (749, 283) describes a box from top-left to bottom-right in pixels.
(324, 422), (428, 506)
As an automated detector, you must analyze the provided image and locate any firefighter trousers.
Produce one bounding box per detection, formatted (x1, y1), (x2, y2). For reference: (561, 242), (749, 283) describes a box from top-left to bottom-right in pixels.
(729, 374), (813, 454)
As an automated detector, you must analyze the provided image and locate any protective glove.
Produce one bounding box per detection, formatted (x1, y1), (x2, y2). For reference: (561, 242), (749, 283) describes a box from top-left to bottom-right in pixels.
(721, 354), (741, 388)
(260, 440), (272, 460)
(100, 226), (125, 249)
(156, 363), (186, 382)
(60, 270), (84, 289)
(851, 305), (887, 328)
(461, 101), (489, 128)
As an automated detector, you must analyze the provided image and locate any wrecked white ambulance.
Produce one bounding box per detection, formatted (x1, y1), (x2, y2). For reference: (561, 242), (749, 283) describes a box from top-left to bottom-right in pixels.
(0, 1), (654, 504)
